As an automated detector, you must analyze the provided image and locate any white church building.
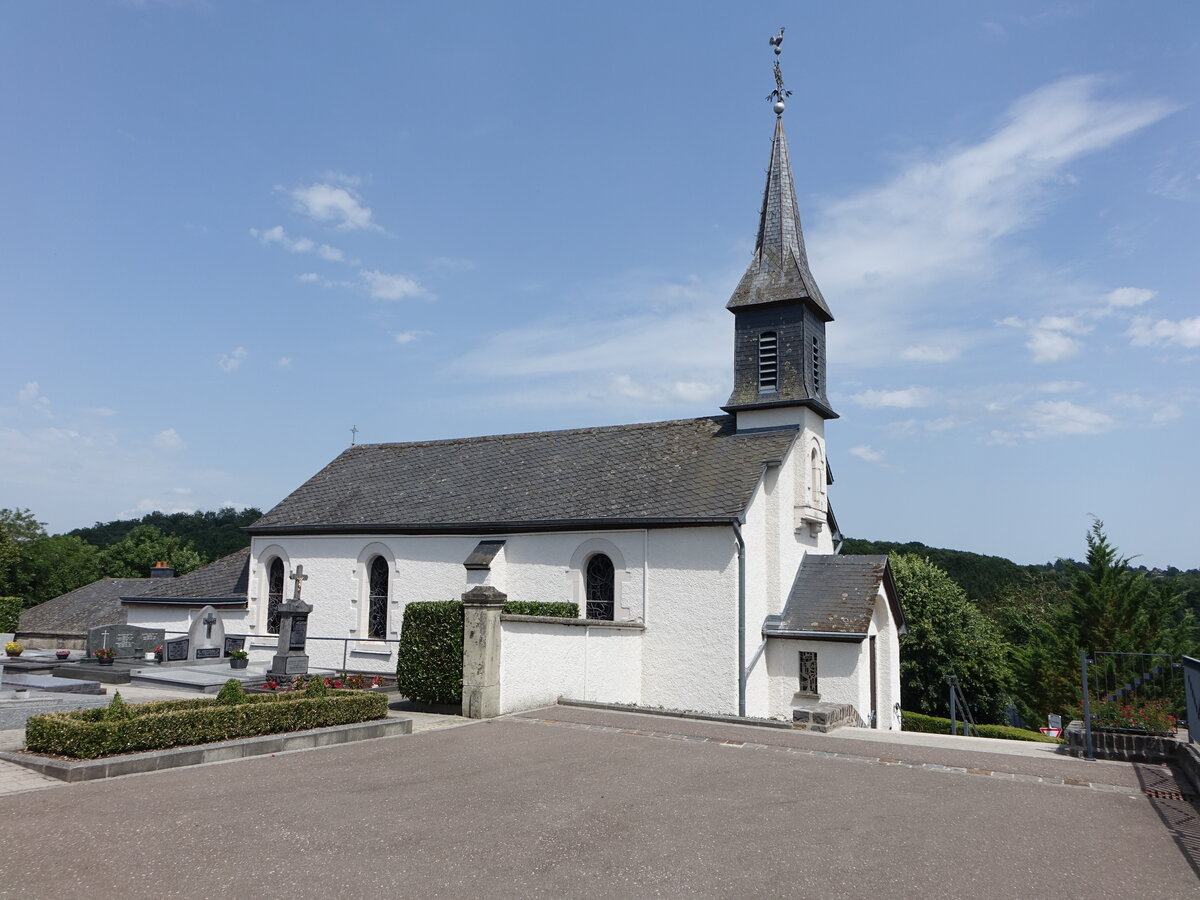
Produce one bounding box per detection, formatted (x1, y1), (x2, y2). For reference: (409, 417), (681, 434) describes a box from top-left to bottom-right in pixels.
(124, 49), (904, 729)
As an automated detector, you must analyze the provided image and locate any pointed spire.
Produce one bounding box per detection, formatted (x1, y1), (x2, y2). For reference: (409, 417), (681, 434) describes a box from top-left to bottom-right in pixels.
(727, 116), (831, 319)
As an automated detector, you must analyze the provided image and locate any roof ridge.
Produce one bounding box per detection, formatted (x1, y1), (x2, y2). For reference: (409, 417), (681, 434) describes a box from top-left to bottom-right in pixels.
(350, 414), (732, 451)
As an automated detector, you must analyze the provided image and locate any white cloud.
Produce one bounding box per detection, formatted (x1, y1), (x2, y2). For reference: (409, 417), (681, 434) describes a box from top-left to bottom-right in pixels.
(275, 357), (293, 368)
(251, 226), (345, 262)
(361, 269), (430, 301)
(1026, 328), (1081, 364)
(1021, 400), (1114, 438)
(17, 381), (51, 415)
(1037, 380), (1084, 393)
(297, 272), (320, 283)
(849, 445), (886, 463)
(152, 428), (184, 450)
(217, 346), (247, 372)
(1105, 286), (1156, 308)
(900, 344), (961, 364)
(848, 387), (937, 408)
(393, 330), (430, 345)
(289, 182), (377, 231)
(1127, 315), (1200, 349)
(431, 256), (477, 271)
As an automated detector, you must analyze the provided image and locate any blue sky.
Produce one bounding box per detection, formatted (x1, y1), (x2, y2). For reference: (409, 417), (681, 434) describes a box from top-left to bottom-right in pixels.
(1, 1), (1196, 568)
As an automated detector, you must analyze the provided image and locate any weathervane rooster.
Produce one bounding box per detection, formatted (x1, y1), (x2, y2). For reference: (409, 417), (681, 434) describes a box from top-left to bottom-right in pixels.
(766, 27), (791, 114)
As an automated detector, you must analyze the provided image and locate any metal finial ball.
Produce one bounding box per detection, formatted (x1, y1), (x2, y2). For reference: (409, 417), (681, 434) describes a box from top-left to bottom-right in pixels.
(773, 100), (786, 115)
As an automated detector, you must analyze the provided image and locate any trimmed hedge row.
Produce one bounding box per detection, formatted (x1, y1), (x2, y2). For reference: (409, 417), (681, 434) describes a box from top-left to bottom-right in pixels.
(902, 710), (1062, 743)
(396, 601), (464, 705)
(0, 596), (22, 633)
(25, 680), (388, 759)
(502, 601), (579, 618)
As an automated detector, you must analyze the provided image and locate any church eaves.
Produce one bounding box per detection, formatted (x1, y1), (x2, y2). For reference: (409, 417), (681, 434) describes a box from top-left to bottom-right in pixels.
(726, 115), (831, 321)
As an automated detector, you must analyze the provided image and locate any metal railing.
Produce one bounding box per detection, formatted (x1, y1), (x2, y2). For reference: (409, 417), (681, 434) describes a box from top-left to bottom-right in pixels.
(1081, 650), (1183, 762)
(946, 675), (978, 737)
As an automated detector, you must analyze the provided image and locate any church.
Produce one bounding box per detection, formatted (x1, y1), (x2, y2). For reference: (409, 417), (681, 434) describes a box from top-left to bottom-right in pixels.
(123, 40), (904, 729)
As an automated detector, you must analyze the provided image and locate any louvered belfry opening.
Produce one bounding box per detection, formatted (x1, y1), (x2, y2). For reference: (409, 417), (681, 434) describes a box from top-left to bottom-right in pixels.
(758, 331), (779, 392)
(811, 335), (821, 394)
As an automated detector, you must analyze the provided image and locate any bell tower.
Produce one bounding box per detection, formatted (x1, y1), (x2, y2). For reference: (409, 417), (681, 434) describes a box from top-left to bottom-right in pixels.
(724, 30), (836, 431)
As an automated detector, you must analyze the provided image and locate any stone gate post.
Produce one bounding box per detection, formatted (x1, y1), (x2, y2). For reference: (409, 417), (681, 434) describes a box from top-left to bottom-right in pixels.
(462, 585), (506, 719)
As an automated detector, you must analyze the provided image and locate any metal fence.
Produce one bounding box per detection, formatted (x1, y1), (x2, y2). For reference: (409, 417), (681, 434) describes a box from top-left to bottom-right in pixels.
(1080, 651), (1183, 761)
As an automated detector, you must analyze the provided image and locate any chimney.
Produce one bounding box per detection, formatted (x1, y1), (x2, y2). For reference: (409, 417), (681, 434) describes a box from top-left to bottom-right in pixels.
(150, 561), (175, 579)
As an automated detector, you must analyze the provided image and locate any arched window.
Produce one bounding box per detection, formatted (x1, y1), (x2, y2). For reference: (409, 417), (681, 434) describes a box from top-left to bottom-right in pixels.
(811, 445), (824, 503)
(267, 558), (284, 634)
(758, 332), (778, 391)
(585, 553), (615, 620)
(367, 555), (389, 640)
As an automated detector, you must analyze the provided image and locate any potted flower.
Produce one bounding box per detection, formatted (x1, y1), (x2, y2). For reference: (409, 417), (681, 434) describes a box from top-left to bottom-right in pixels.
(93, 647), (116, 666)
(5, 641), (23, 658)
(228, 649), (250, 670)
(153, 644), (163, 663)
(55, 649), (71, 660)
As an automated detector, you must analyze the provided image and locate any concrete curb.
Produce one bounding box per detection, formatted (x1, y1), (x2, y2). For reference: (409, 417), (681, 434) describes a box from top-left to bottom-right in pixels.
(556, 698), (794, 729)
(0, 717), (412, 783)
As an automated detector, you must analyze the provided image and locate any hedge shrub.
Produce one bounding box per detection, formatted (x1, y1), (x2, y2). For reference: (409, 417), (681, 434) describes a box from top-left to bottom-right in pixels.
(502, 601), (579, 618)
(902, 710), (1061, 743)
(395, 601), (464, 705)
(25, 681), (388, 759)
(0, 597), (22, 633)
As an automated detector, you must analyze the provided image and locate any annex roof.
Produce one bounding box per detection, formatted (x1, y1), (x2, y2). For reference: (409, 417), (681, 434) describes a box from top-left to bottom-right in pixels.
(250, 416), (799, 534)
(18, 578), (156, 635)
(121, 548), (250, 608)
(764, 554), (904, 641)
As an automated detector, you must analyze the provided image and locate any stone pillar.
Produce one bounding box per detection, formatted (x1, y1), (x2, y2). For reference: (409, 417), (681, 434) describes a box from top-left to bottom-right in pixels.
(461, 585), (506, 719)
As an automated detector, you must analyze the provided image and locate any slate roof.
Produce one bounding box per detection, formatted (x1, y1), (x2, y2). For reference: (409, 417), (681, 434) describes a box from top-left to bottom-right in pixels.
(764, 554), (904, 640)
(18, 578), (155, 635)
(122, 548), (250, 606)
(727, 116), (831, 320)
(250, 416), (799, 534)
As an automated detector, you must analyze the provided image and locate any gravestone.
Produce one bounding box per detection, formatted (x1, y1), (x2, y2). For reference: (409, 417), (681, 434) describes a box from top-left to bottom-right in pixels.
(86, 624), (165, 660)
(268, 565), (312, 682)
(160, 606), (238, 664)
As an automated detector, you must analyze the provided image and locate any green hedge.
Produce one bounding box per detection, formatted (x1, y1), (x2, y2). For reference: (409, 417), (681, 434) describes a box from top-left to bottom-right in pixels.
(395, 601), (463, 705)
(0, 597), (22, 633)
(502, 601), (579, 618)
(902, 710), (1061, 743)
(25, 683), (388, 759)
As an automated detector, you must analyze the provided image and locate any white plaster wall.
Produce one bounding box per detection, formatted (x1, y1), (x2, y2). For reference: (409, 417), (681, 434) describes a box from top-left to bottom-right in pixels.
(640, 527), (740, 714)
(498, 621), (642, 713)
(765, 637), (867, 718)
(872, 590), (903, 731)
(246, 530), (649, 674)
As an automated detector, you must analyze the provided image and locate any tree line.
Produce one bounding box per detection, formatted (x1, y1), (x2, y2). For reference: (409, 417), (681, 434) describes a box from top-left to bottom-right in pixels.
(847, 523), (1199, 726)
(0, 507), (261, 609)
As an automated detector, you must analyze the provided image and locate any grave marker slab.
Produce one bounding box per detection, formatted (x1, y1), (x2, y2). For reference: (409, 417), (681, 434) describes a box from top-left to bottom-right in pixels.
(86, 624), (165, 660)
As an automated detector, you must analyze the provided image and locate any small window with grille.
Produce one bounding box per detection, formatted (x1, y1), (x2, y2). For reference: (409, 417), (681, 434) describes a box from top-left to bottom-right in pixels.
(759, 332), (778, 391)
(798, 651), (818, 695)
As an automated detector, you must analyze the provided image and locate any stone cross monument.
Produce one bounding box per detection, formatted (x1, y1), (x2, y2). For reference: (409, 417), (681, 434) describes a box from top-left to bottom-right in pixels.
(267, 564), (313, 682)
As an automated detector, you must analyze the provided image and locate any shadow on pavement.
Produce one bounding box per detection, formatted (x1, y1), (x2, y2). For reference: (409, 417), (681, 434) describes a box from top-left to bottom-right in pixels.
(1136, 763), (1200, 879)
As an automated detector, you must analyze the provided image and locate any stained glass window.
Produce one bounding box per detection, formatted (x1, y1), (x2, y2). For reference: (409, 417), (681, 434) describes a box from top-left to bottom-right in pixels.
(798, 651), (818, 695)
(267, 558), (284, 634)
(585, 553), (615, 620)
(368, 556), (389, 640)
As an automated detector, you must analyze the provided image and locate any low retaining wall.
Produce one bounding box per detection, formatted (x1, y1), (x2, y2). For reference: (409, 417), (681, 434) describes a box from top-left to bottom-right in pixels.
(1064, 720), (1180, 764)
(792, 702), (864, 733)
(498, 616), (643, 714)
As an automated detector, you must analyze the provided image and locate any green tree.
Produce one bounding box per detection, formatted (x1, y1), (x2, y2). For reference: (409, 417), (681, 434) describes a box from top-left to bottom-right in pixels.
(0, 508), (48, 602)
(891, 553), (1012, 723)
(99, 525), (204, 578)
(16, 534), (102, 607)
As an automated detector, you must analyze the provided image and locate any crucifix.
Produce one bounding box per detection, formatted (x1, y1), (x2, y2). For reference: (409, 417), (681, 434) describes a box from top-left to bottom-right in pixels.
(100, 628), (111, 649)
(203, 611), (217, 639)
(290, 565), (308, 602)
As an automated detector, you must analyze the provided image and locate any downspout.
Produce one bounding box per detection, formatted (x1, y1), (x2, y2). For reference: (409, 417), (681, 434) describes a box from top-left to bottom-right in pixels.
(732, 519), (746, 717)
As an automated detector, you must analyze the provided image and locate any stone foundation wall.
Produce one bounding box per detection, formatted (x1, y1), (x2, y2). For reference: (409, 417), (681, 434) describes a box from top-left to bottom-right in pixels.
(792, 702), (864, 733)
(1064, 720), (1180, 764)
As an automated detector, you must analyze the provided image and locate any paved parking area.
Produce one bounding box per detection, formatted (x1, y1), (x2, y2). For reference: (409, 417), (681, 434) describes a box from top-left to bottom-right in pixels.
(0, 707), (1196, 898)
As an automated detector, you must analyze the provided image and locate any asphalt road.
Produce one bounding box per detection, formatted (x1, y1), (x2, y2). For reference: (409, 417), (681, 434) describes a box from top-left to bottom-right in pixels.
(0, 714), (1196, 899)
